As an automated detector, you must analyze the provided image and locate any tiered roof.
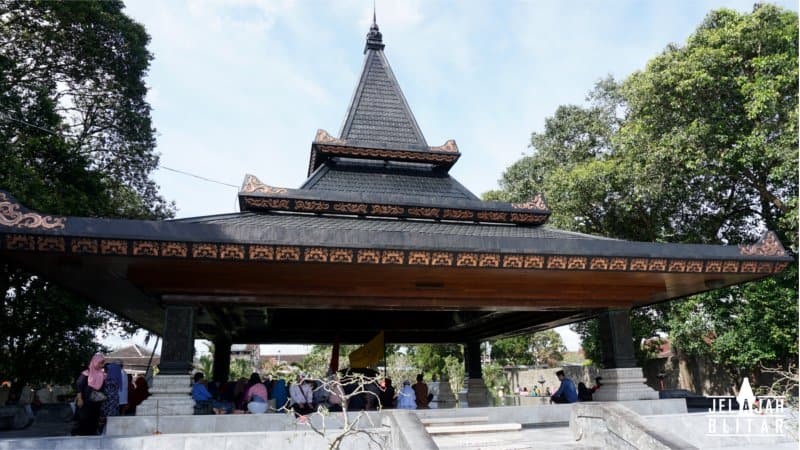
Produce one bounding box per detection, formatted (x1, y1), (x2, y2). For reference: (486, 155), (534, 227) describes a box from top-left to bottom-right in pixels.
(246, 19), (550, 227)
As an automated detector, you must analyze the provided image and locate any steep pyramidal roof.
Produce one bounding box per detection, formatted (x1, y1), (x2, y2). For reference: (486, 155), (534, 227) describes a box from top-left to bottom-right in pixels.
(338, 20), (427, 149)
(236, 19), (550, 225)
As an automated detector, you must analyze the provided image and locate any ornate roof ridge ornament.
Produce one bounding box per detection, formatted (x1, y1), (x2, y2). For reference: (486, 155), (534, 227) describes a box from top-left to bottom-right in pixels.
(739, 231), (788, 257)
(314, 129), (346, 145)
(0, 191), (66, 230)
(240, 175), (288, 195)
(430, 139), (459, 153)
(511, 194), (549, 211)
(364, 3), (384, 53)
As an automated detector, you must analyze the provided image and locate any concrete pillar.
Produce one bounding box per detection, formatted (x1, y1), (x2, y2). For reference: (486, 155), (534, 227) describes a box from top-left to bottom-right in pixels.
(137, 306), (196, 415)
(593, 308), (658, 401)
(212, 335), (231, 383)
(598, 309), (638, 369)
(435, 373), (456, 408)
(464, 341), (489, 407)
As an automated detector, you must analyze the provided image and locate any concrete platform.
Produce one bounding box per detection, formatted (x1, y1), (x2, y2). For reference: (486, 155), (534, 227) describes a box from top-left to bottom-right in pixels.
(0, 429), (390, 450)
(100, 399), (688, 437)
(414, 398), (687, 427)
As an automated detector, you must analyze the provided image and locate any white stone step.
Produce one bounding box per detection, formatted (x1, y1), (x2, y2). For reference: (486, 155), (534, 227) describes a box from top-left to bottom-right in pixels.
(421, 416), (489, 426)
(433, 427), (597, 450)
(426, 422), (522, 435)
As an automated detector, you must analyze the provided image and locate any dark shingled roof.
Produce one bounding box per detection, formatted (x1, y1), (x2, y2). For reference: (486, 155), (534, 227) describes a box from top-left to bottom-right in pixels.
(178, 211), (613, 241)
(300, 159), (479, 201)
(338, 43), (427, 149)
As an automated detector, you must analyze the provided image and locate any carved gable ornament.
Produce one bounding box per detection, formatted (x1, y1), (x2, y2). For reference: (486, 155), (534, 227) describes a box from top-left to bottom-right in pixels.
(739, 231), (788, 257)
(0, 192), (66, 230)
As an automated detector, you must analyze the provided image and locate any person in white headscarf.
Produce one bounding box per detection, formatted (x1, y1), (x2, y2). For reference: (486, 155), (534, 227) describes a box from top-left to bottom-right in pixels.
(396, 380), (416, 409)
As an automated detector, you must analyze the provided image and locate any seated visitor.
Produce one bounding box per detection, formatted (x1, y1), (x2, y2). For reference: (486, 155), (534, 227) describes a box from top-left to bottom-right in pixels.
(591, 376), (603, 393)
(549, 370), (578, 404)
(412, 373), (430, 409)
(289, 374), (314, 415)
(232, 378), (248, 410)
(397, 381), (416, 409)
(244, 372), (268, 414)
(342, 373), (365, 411)
(127, 375), (149, 415)
(192, 372), (213, 414)
(271, 379), (288, 412)
(192, 372), (230, 414)
(326, 378), (344, 412)
(379, 378), (395, 409)
(365, 379), (382, 410)
(577, 382), (593, 402)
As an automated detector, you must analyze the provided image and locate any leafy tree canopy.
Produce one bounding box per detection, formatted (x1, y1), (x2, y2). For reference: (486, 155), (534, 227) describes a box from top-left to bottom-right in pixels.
(490, 330), (566, 367)
(490, 4), (798, 372)
(0, 0), (172, 386)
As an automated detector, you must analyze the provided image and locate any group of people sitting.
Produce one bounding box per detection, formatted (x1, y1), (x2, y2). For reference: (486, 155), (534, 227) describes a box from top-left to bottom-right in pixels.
(191, 371), (436, 415)
(549, 370), (602, 404)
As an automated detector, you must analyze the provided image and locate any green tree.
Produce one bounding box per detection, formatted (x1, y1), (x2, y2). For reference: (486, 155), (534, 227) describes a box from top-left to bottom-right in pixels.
(0, 1), (172, 386)
(492, 4), (798, 373)
(490, 330), (566, 367)
(617, 4), (798, 372)
(407, 344), (463, 379)
(229, 358), (253, 381)
(196, 354), (213, 378)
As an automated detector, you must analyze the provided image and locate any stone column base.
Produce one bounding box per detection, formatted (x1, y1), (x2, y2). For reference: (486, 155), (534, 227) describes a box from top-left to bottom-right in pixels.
(136, 375), (194, 416)
(465, 378), (490, 407)
(435, 376), (457, 409)
(592, 367), (659, 401)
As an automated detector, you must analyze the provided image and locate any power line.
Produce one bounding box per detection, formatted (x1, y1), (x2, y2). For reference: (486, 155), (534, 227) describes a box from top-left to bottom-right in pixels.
(1, 110), (240, 190)
(1, 111), (62, 136)
(158, 166), (239, 189)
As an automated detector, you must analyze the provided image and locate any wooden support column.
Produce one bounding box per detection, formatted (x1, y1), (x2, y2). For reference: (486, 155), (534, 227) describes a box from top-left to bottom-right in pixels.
(212, 335), (231, 382)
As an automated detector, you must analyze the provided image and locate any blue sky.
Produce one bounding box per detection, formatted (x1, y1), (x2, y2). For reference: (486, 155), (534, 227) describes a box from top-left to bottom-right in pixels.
(104, 0), (796, 354)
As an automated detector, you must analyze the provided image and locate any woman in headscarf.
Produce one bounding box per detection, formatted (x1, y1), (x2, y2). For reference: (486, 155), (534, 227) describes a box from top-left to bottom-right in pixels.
(102, 361), (123, 424)
(127, 376), (150, 414)
(244, 372), (268, 414)
(271, 379), (288, 412)
(72, 353), (106, 435)
(396, 380), (416, 410)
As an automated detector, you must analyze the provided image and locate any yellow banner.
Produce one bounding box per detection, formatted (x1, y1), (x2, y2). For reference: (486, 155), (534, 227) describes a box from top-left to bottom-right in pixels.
(348, 331), (384, 368)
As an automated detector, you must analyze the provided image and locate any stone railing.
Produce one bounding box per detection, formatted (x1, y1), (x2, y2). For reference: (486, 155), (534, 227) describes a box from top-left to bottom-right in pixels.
(570, 402), (697, 449)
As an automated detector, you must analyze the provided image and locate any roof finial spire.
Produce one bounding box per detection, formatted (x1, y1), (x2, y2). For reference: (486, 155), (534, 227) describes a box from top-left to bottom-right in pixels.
(364, 0), (384, 53)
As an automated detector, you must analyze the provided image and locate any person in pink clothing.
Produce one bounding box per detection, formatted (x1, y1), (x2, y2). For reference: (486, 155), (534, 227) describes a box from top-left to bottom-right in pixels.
(244, 373), (268, 413)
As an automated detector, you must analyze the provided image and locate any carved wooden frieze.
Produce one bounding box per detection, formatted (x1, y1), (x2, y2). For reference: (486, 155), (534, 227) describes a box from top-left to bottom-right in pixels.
(2, 235), (790, 276)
